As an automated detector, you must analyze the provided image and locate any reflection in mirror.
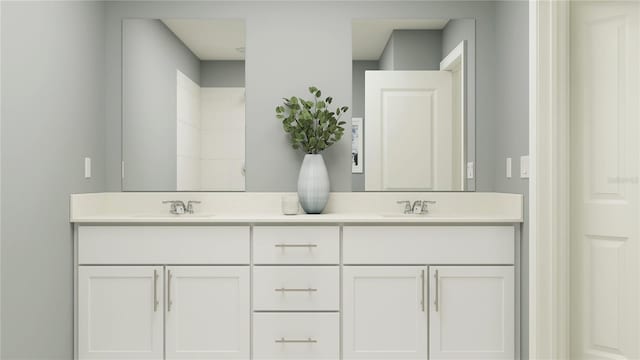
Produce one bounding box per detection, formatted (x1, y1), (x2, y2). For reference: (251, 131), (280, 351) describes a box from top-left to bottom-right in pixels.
(352, 19), (475, 191)
(123, 19), (245, 191)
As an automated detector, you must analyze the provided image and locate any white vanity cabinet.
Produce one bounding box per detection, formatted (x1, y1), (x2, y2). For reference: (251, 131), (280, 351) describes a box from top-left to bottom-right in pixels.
(74, 223), (518, 360)
(76, 226), (251, 360)
(342, 226), (516, 360)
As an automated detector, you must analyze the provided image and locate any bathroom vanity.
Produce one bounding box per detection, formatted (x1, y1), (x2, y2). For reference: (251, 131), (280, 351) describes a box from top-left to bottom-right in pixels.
(70, 192), (522, 360)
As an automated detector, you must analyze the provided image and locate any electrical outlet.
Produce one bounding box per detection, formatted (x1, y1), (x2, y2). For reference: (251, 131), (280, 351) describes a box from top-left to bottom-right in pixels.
(466, 162), (474, 179)
(506, 157), (512, 178)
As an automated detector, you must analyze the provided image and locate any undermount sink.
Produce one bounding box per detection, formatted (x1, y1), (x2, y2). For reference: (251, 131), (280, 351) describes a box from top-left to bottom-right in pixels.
(379, 213), (430, 218)
(131, 213), (216, 219)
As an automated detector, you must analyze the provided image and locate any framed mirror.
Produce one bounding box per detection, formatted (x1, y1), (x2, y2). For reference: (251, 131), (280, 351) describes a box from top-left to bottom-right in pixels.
(351, 19), (475, 191)
(122, 19), (246, 191)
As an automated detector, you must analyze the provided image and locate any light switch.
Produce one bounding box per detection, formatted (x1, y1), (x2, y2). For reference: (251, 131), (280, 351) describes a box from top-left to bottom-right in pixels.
(506, 157), (512, 178)
(520, 155), (530, 178)
(466, 162), (474, 179)
(84, 157), (91, 179)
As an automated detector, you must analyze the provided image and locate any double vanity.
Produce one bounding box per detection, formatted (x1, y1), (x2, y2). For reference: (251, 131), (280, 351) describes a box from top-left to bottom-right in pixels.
(71, 192), (522, 360)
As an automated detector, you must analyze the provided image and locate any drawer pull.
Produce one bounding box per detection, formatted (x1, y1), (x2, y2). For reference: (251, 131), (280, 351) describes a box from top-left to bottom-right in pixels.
(275, 244), (318, 248)
(275, 337), (318, 344)
(275, 287), (318, 292)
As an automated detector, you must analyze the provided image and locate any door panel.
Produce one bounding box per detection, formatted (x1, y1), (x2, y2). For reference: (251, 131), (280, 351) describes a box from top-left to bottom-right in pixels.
(429, 266), (514, 360)
(78, 266), (163, 360)
(165, 266), (250, 359)
(365, 71), (453, 190)
(343, 266), (428, 359)
(571, 2), (640, 359)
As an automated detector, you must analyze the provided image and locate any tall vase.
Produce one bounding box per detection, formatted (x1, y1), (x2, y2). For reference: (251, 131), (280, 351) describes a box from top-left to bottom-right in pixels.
(297, 154), (330, 214)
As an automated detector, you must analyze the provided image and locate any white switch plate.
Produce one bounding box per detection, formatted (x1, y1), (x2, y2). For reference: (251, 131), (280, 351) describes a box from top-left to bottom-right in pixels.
(520, 155), (530, 178)
(466, 162), (474, 179)
(84, 157), (91, 179)
(506, 157), (512, 178)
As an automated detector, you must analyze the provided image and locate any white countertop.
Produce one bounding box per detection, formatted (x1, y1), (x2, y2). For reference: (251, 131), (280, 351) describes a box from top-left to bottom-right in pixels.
(70, 192), (524, 224)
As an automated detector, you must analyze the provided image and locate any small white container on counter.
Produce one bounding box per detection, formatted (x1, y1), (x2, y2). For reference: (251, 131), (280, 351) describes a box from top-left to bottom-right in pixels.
(281, 195), (300, 215)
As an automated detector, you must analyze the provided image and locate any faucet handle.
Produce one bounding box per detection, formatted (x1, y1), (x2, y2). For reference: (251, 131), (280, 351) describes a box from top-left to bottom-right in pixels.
(420, 200), (437, 214)
(397, 200), (412, 214)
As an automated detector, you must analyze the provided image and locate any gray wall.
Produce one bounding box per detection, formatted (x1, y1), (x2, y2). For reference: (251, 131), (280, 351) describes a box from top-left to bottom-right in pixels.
(1, 1), (106, 358)
(200, 60), (245, 87)
(105, 2), (502, 193)
(493, 2), (530, 358)
(391, 30), (443, 70)
(442, 18), (476, 190)
(378, 34), (394, 71)
(351, 60), (379, 191)
(122, 19), (200, 191)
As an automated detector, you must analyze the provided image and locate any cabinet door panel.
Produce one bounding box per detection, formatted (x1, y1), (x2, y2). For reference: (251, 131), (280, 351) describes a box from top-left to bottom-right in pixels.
(78, 266), (163, 359)
(343, 266), (428, 359)
(165, 266), (250, 359)
(429, 266), (514, 359)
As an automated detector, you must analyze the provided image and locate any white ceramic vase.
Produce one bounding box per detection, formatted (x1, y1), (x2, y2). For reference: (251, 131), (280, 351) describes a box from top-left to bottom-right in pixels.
(297, 154), (330, 214)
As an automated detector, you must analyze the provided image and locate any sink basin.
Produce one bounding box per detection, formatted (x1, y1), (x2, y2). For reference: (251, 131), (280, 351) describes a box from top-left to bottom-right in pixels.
(131, 213), (216, 219)
(379, 213), (429, 218)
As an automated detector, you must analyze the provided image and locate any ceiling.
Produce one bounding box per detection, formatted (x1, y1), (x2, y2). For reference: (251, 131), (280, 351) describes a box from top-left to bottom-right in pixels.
(162, 19), (245, 61)
(352, 19), (450, 61)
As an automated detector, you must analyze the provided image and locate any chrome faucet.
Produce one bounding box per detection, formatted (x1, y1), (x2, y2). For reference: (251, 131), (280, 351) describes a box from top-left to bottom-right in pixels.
(397, 200), (437, 214)
(397, 200), (412, 214)
(186, 200), (201, 214)
(163, 200), (186, 215)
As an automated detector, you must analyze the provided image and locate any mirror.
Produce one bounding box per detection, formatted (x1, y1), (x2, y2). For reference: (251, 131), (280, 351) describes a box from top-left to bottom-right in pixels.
(351, 19), (475, 191)
(122, 19), (246, 191)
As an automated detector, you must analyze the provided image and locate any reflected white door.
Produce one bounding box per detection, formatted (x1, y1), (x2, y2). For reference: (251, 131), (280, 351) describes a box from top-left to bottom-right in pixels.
(429, 266), (514, 360)
(365, 71), (453, 191)
(165, 266), (250, 359)
(570, 2), (640, 359)
(78, 266), (164, 360)
(342, 266), (428, 359)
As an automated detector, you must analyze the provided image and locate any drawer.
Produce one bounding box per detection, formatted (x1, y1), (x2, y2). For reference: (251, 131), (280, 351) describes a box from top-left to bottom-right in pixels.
(253, 266), (339, 311)
(253, 226), (339, 264)
(78, 226), (249, 264)
(343, 226), (515, 264)
(253, 313), (339, 360)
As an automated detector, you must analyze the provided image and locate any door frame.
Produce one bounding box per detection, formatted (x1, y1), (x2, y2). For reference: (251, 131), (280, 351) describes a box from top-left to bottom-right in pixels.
(528, 0), (571, 359)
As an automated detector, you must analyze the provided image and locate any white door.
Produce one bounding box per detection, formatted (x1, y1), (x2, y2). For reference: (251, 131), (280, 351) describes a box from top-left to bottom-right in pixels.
(78, 266), (164, 360)
(365, 71), (453, 191)
(343, 266), (428, 359)
(570, 2), (640, 359)
(429, 266), (514, 360)
(165, 266), (250, 359)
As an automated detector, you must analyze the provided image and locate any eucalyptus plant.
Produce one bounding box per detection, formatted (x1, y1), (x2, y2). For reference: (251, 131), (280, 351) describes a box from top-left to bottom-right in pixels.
(275, 86), (349, 154)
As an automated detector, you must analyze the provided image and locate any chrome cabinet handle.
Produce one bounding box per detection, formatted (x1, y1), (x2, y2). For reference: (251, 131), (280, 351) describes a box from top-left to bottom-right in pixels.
(275, 337), (317, 344)
(274, 244), (318, 248)
(421, 269), (425, 312)
(274, 287), (318, 292)
(153, 270), (159, 312)
(167, 270), (173, 312)
(434, 269), (440, 312)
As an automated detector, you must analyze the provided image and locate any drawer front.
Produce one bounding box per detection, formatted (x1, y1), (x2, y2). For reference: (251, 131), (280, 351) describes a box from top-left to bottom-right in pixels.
(253, 266), (339, 311)
(78, 226), (249, 264)
(343, 226), (515, 264)
(253, 226), (339, 264)
(253, 313), (339, 360)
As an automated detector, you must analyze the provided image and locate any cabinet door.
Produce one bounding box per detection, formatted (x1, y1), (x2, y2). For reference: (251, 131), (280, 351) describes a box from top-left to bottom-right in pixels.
(343, 266), (428, 359)
(165, 266), (250, 359)
(78, 266), (164, 359)
(429, 266), (514, 360)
